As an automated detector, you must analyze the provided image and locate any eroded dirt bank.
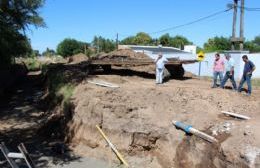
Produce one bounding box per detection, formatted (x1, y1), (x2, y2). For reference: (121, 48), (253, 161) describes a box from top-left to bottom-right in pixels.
(66, 73), (260, 168)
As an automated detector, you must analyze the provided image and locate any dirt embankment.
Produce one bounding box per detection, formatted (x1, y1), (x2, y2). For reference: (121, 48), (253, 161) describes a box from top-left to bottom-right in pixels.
(64, 73), (260, 168)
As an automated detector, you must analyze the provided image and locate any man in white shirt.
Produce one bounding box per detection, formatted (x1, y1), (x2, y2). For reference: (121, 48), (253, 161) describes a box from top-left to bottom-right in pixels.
(221, 54), (237, 90)
(155, 53), (168, 84)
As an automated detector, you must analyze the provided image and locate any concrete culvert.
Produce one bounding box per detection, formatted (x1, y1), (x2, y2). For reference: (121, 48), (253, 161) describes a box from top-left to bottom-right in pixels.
(165, 64), (185, 79)
(101, 65), (112, 73)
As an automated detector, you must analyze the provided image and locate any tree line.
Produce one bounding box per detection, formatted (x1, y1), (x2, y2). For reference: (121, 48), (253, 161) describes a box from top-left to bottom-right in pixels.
(55, 33), (260, 58)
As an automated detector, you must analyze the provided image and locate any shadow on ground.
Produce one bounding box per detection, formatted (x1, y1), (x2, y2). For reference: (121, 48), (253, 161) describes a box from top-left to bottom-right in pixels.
(0, 69), (82, 168)
(91, 67), (193, 81)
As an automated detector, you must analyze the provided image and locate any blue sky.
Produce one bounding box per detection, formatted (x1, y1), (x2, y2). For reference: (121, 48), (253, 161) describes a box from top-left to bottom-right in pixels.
(27, 0), (260, 52)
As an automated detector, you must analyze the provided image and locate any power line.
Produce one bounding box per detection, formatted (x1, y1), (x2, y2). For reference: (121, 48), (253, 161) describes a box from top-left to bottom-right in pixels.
(119, 6), (245, 39)
(148, 8), (233, 35)
(234, 5), (260, 11)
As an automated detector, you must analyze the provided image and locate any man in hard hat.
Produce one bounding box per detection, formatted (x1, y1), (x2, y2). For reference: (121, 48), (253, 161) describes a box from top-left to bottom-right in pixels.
(155, 53), (168, 84)
(221, 54), (237, 90)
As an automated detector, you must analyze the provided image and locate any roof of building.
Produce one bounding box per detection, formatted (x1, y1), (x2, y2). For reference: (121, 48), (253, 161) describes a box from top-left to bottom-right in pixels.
(119, 45), (190, 54)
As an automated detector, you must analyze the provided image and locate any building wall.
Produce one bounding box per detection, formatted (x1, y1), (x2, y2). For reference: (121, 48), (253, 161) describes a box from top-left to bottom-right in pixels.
(185, 52), (260, 79)
(133, 49), (260, 79)
(246, 54), (260, 78)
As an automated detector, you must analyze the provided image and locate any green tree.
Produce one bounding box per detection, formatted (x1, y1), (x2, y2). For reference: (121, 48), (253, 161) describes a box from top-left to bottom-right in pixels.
(57, 38), (88, 57)
(158, 34), (193, 48)
(0, 0), (45, 68)
(120, 36), (135, 45)
(133, 32), (152, 45)
(203, 36), (231, 52)
(120, 32), (152, 45)
(246, 35), (260, 53)
(252, 35), (260, 45)
(170, 35), (192, 49)
(159, 33), (172, 46)
(92, 36), (116, 53)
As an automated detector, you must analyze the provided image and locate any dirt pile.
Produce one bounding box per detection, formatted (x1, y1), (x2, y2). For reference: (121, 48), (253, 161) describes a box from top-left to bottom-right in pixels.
(96, 49), (151, 60)
(67, 53), (89, 64)
(65, 74), (260, 167)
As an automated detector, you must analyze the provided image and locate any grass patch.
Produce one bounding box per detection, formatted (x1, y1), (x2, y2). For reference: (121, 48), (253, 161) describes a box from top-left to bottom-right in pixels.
(24, 58), (42, 71)
(57, 84), (75, 105)
(46, 70), (75, 112)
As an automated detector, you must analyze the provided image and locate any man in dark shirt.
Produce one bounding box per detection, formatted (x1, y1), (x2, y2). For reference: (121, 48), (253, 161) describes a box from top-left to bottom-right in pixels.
(238, 55), (256, 95)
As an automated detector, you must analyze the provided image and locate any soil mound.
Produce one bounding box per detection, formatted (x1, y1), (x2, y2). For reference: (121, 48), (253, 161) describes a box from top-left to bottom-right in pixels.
(96, 49), (151, 60)
(68, 53), (89, 64)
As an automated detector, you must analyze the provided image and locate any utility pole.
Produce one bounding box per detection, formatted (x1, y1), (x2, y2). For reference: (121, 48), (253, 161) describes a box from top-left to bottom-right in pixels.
(239, 0), (245, 50)
(97, 37), (100, 53)
(231, 0), (238, 50)
(230, 0), (245, 51)
(116, 33), (119, 50)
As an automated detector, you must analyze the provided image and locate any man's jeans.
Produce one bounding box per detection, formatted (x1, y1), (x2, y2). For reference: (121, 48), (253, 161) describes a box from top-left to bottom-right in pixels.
(238, 74), (252, 94)
(213, 71), (223, 87)
(221, 71), (237, 90)
(156, 68), (164, 84)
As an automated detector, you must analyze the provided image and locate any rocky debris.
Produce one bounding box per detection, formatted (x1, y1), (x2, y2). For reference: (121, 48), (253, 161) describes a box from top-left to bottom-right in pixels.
(240, 145), (260, 168)
(211, 121), (235, 136)
(244, 125), (254, 136)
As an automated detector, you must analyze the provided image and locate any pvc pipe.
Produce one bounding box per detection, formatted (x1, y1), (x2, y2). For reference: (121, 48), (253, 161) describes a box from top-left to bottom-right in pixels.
(88, 81), (119, 88)
(7, 152), (24, 159)
(221, 111), (250, 120)
(172, 120), (218, 143)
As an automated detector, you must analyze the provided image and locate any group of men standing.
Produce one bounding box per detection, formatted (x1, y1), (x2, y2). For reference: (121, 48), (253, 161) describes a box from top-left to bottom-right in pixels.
(155, 52), (256, 96)
(212, 53), (256, 96)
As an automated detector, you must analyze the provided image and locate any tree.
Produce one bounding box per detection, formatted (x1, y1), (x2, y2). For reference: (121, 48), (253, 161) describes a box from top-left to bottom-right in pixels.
(159, 33), (172, 46)
(203, 36), (231, 52)
(133, 32), (152, 45)
(252, 35), (260, 45)
(158, 34), (193, 48)
(170, 35), (192, 49)
(92, 36), (116, 53)
(246, 35), (260, 53)
(56, 38), (88, 57)
(42, 48), (55, 57)
(120, 32), (152, 45)
(0, 0), (45, 68)
(120, 36), (135, 45)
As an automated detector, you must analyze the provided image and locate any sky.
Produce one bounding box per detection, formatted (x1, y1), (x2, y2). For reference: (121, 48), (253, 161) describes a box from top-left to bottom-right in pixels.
(27, 0), (260, 53)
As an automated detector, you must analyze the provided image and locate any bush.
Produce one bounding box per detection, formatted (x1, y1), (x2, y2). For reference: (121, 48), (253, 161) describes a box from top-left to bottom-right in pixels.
(24, 58), (42, 71)
(46, 70), (75, 112)
(57, 38), (88, 57)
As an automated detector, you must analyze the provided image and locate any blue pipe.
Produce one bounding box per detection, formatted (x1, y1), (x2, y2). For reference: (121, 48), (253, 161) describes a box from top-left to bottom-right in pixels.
(175, 121), (193, 134)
